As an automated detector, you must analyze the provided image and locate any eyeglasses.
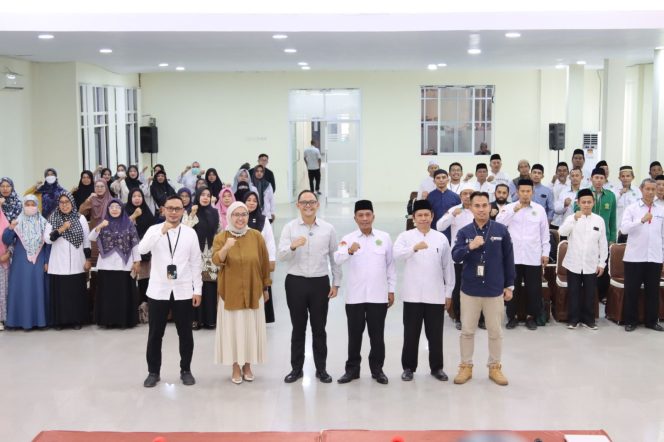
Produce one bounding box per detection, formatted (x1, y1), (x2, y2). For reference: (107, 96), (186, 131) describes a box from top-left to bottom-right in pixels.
(164, 207), (184, 213)
(231, 212), (249, 218)
(58, 200), (72, 206)
(298, 200), (317, 207)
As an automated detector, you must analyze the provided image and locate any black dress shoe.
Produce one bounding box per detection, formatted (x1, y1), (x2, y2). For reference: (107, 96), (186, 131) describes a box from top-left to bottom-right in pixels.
(316, 370), (333, 383)
(646, 323), (664, 332)
(401, 369), (414, 381)
(143, 373), (160, 388)
(455, 320), (462, 331)
(625, 324), (637, 332)
(506, 318), (518, 329)
(337, 372), (360, 384)
(284, 369), (303, 383)
(526, 318), (538, 330)
(180, 371), (196, 386)
(372, 371), (389, 384)
(431, 369), (449, 381)
(72, 324), (82, 330)
(478, 319), (486, 330)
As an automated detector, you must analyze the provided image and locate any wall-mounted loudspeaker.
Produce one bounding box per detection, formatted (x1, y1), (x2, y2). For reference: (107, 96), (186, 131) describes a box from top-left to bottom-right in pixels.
(140, 126), (158, 153)
(548, 123), (565, 151)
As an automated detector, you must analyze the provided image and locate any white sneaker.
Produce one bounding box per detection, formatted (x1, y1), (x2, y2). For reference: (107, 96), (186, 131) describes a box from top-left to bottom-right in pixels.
(567, 323), (578, 330)
(0, 322), (4, 331)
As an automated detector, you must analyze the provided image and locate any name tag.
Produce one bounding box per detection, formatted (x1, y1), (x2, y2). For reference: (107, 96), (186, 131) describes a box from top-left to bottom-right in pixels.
(540, 194), (546, 198)
(490, 236), (503, 241)
(593, 227), (599, 231)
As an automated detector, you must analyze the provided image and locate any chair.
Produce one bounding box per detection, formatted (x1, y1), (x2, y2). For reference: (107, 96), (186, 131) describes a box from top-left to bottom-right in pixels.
(406, 191), (417, 230)
(606, 243), (626, 323)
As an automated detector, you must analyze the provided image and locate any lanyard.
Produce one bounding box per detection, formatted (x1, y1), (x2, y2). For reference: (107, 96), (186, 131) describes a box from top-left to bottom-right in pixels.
(167, 226), (182, 262)
(473, 221), (492, 264)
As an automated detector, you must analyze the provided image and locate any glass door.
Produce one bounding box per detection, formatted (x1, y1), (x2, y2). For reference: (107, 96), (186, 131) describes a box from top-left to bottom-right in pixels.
(323, 121), (360, 202)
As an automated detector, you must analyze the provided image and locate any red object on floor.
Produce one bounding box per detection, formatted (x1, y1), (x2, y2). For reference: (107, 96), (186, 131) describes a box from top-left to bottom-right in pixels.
(33, 431), (320, 442)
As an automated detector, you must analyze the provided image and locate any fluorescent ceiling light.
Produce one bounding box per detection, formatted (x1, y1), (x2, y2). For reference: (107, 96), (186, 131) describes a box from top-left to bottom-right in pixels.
(437, 63), (447, 67)
(272, 34), (288, 39)
(468, 48), (482, 55)
(427, 64), (438, 70)
(301, 66), (311, 70)
(555, 64), (566, 69)
(505, 32), (521, 38)
(175, 66), (186, 71)
(158, 63), (169, 67)
(298, 62), (308, 66)
(99, 48), (113, 54)
(38, 34), (54, 40)
(576, 60), (586, 65)
(284, 48), (297, 53)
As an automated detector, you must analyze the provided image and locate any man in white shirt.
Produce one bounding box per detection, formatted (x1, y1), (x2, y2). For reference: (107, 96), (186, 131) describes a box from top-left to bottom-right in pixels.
(654, 175), (664, 209)
(615, 165), (642, 242)
(138, 195), (202, 388)
(554, 167), (584, 233)
(571, 149), (592, 189)
(472, 163), (496, 203)
(595, 160), (619, 194)
(448, 162), (464, 194)
(393, 199), (455, 382)
(497, 178), (550, 330)
(620, 178), (664, 332)
(487, 154), (511, 187)
(558, 188), (607, 330)
(549, 161), (570, 228)
(648, 161), (663, 180)
(334, 200), (396, 385)
(278, 190), (342, 383)
(177, 161), (202, 192)
(303, 140), (322, 195)
(417, 160), (439, 200)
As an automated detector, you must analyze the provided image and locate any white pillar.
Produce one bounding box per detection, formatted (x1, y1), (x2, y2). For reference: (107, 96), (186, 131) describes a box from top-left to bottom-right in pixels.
(566, 64), (585, 151)
(601, 58), (626, 170)
(652, 49), (664, 162)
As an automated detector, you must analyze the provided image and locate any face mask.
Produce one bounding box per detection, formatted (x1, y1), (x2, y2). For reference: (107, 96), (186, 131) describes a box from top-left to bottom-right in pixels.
(24, 206), (38, 216)
(45, 176), (56, 184)
(191, 168), (201, 175)
(117, 171), (126, 178)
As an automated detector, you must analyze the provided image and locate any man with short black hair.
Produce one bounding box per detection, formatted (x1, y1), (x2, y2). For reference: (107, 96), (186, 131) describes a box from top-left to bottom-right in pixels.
(530, 164), (554, 223)
(490, 184), (510, 220)
(654, 175), (664, 209)
(304, 141), (322, 195)
(616, 166), (641, 242)
(549, 162), (570, 227)
(427, 169), (461, 241)
(649, 161), (663, 181)
(448, 162), (464, 194)
(572, 149), (592, 188)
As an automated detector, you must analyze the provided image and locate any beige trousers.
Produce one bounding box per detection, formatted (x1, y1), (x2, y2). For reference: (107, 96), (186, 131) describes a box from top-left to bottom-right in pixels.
(459, 291), (504, 366)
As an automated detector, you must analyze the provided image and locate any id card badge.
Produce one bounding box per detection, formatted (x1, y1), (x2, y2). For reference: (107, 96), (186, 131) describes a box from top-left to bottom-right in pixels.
(476, 264), (485, 278)
(167, 264), (178, 280)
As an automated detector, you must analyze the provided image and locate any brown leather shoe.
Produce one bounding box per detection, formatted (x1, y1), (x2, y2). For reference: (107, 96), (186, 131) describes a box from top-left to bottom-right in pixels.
(489, 363), (508, 386)
(453, 363), (473, 384)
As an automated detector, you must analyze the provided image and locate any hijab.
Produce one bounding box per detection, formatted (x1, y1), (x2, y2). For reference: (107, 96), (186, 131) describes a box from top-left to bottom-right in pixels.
(38, 168), (65, 218)
(72, 171), (95, 211)
(48, 192), (85, 248)
(97, 199), (140, 264)
(91, 178), (113, 225)
(14, 195), (48, 264)
(192, 186), (220, 252)
(150, 170), (176, 208)
(205, 168), (223, 199)
(0, 177), (23, 222)
(125, 188), (156, 238)
(217, 187), (235, 230)
(250, 167), (269, 210)
(124, 165), (143, 191)
(0, 209), (8, 268)
(232, 168), (253, 193)
(225, 201), (249, 237)
(177, 187), (193, 213)
(243, 191), (266, 232)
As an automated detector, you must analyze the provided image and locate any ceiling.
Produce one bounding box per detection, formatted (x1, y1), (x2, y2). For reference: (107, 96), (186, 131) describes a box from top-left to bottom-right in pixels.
(0, 11), (663, 73)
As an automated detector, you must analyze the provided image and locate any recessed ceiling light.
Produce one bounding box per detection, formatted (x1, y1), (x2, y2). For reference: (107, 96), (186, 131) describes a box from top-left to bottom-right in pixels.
(272, 34), (288, 40)
(99, 48), (113, 54)
(427, 64), (438, 71)
(38, 34), (54, 40)
(437, 63), (447, 67)
(576, 60), (586, 65)
(301, 66), (311, 70)
(158, 63), (169, 67)
(555, 64), (566, 69)
(298, 62), (309, 66)
(505, 32), (521, 38)
(284, 48), (297, 53)
(468, 48), (482, 55)
(656, 46), (664, 50)
(175, 66), (185, 71)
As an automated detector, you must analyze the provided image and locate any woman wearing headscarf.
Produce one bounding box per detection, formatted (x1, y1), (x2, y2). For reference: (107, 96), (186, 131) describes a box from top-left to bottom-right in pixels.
(244, 191), (276, 323)
(216, 187), (235, 231)
(250, 165), (276, 223)
(44, 192), (92, 330)
(212, 201), (271, 383)
(205, 168), (224, 201)
(0, 209), (9, 329)
(126, 188), (158, 305)
(31, 168), (66, 218)
(150, 170), (176, 213)
(191, 186), (220, 329)
(3, 196), (51, 330)
(72, 171), (95, 215)
(232, 169), (257, 203)
(0, 177), (24, 222)
(111, 164), (150, 204)
(89, 199), (141, 328)
(79, 179), (113, 230)
(178, 187), (198, 228)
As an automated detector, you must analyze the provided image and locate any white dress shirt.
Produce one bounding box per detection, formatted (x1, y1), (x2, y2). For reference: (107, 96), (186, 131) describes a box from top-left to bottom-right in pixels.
(303, 146), (322, 170)
(448, 181), (462, 194)
(417, 176), (436, 200)
(472, 180), (496, 202)
(554, 186), (582, 226)
(620, 200), (664, 263)
(177, 172), (199, 192)
(549, 179), (569, 226)
(489, 170), (511, 187)
(277, 216), (342, 286)
(393, 228), (455, 303)
(616, 186), (642, 231)
(333, 229), (396, 304)
(558, 213), (608, 274)
(436, 204), (474, 249)
(261, 184), (276, 218)
(496, 201), (550, 265)
(260, 221), (276, 262)
(138, 223), (202, 300)
(44, 215), (91, 275)
(89, 229), (141, 271)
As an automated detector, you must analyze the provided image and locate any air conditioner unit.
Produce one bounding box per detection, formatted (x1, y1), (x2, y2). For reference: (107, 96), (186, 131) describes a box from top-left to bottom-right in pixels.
(583, 132), (601, 151)
(2, 73), (24, 90)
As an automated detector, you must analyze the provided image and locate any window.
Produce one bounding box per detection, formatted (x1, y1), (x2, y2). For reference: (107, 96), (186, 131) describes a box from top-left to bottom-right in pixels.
(80, 84), (139, 171)
(420, 85), (494, 155)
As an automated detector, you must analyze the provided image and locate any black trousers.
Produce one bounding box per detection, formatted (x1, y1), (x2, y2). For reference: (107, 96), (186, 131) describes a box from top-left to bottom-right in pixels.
(452, 263), (463, 320)
(597, 254), (610, 302)
(344, 303), (388, 374)
(567, 270), (597, 325)
(308, 169), (321, 192)
(401, 302), (444, 372)
(507, 264), (542, 320)
(285, 274), (330, 371)
(623, 262), (662, 327)
(146, 293), (194, 374)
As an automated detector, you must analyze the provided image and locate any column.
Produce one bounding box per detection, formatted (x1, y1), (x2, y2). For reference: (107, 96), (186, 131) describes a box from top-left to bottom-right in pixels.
(566, 64), (585, 151)
(601, 58), (626, 170)
(652, 48), (664, 163)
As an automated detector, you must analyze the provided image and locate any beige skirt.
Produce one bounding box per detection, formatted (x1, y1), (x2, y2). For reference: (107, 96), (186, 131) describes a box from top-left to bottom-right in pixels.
(214, 297), (267, 365)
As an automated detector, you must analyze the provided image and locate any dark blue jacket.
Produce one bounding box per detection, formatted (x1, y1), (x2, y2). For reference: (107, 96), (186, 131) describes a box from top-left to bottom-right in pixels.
(452, 220), (515, 297)
(427, 189), (461, 242)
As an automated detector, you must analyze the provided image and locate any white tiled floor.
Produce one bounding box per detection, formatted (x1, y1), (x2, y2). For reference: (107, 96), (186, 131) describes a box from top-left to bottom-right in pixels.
(2, 202), (664, 442)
